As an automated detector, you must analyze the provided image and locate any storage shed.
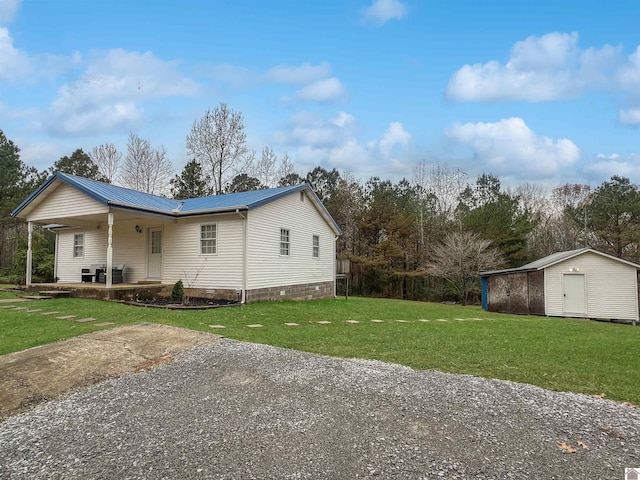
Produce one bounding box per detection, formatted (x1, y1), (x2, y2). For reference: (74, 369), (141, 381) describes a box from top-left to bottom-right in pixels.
(481, 248), (640, 323)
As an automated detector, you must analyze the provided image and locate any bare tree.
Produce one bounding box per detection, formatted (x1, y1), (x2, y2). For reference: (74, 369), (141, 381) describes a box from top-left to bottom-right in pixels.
(427, 230), (503, 305)
(186, 103), (252, 195)
(253, 146), (279, 188)
(89, 143), (121, 183)
(278, 152), (296, 181)
(119, 132), (173, 195)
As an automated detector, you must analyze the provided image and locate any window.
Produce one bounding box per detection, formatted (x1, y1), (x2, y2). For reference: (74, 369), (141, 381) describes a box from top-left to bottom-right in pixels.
(73, 233), (84, 258)
(280, 228), (290, 256)
(200, 224), (217, 254)
(312, 235), (319, 258)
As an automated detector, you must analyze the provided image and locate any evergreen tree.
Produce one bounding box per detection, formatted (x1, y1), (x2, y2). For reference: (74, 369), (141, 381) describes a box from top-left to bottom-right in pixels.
(170, 159), (213, 199)
(50, 148), (108, 181)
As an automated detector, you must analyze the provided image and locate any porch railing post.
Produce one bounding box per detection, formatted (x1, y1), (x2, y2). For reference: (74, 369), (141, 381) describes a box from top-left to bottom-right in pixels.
(106, 212), (113, 288)
(26, 221), (33, 286)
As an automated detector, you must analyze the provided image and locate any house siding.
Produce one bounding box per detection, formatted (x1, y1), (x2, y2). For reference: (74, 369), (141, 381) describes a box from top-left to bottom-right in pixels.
(246, 191), (336, 292)
(162, 214), (244, 290)
(27, 183), (108, 222)
(545, 251), (639, 321)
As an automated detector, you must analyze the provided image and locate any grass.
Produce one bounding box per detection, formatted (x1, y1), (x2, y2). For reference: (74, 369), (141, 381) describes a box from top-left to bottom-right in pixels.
(1, 295), (640, 405)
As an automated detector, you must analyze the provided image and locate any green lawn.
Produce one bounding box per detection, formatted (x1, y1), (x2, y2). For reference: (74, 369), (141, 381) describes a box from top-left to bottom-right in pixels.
(2, 295), (639, 405)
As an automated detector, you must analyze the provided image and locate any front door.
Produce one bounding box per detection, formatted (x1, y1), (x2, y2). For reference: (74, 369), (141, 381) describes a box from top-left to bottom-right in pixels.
(148, 228), (162, 279)
(563, 273), (586, 315)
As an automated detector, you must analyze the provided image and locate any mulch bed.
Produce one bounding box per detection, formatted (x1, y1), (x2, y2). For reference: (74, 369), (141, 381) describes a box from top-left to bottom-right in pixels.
(122, 297), (240, 310)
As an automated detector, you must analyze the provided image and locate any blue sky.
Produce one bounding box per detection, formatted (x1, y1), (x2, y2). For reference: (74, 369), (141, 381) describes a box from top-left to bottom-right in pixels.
(2, 0), (640, 187)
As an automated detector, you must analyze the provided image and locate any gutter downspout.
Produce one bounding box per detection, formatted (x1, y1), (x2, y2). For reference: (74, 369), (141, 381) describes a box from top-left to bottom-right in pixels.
(236, 209), (247, 304)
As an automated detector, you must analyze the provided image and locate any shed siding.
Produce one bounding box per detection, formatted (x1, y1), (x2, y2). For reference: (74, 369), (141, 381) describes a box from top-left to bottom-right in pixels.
(27, 183), (107, 222)
(247, 191), (335, 290)
(162, 214), (244, 289)
(545, 251), (639, 321)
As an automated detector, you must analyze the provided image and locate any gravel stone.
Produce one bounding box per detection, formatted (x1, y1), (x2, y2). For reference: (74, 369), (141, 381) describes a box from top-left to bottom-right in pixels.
(0, 338), (638, 479)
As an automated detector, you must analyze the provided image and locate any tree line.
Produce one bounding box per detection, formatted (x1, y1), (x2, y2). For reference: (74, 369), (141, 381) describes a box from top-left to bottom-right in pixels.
(2, 102), (640, 303)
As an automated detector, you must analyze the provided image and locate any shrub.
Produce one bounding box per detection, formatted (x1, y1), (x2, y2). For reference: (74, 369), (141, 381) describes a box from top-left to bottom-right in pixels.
(171, 280), (184, 303)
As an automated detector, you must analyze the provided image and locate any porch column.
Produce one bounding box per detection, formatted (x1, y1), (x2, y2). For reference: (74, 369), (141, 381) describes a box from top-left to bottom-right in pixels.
(106, 212), (113, 288)
(26, 222), (33, 286)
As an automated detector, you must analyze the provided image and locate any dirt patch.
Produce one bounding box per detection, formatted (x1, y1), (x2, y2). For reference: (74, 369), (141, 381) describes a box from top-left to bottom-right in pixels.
(0, 324), (220, 422)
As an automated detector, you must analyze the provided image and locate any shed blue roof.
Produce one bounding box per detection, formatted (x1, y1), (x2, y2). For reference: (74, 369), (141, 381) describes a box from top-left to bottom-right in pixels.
(11, 172), (341, 233)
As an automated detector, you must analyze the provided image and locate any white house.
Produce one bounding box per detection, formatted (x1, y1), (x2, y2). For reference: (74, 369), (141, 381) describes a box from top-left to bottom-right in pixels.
(482, 248), (640, 324)
(11, 172), (342, 302)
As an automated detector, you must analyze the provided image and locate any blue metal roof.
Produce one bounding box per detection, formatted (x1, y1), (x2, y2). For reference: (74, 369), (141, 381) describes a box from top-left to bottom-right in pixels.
(11, 172), (342, 234)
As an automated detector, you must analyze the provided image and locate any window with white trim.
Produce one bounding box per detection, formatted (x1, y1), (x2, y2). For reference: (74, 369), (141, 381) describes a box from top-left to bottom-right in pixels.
(280, 228), (290, 256)
(312, 235), (319, 258)
(73, 233), (84, 258)
(200, 224), (217, 254)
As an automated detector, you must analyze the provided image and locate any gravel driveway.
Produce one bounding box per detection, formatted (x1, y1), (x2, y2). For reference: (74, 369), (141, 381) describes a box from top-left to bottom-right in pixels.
(1, 338), (638, 479)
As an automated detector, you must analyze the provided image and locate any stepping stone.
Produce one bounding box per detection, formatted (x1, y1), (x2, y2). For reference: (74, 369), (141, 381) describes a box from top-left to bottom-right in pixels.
(57, 315), (76, 320)
(0, 298), (29, 303)
(73, 317), (96, 323)
(209, 325), (226, 329)
(25, 309), (42, 313)
(21, 296), (52, 300)
(345, 320), (359, 324)
(12, 307), (29, 311)
(395, 319), (409, 323)
(468, 318), (483, 321)
(284, 322), (299, 326)
(0, 305), (16, 309)
(41, 311), (60, 315)
(418, 319), (430, 322)
(455, 318), (466, 321)
(436, 319), (448, 322)
(246, 324), (263, 328)
(371, 319), (384, 323)
(317, 321), (331, 324)
(94, 322), (115, 327)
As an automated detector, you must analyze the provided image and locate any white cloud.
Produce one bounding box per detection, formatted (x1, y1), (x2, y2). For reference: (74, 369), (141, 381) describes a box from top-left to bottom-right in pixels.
(18, 140), (65, 170)
(266, 62), (331, 84)
(586, 153), (640, 180)
(274, 110), (357, 148)
(0, 27), (32, 80)
(446, 32), (623, 102)
(288, 77), (346, 103)
(446, 117), (580, 178)
(362, 0), (407, 26)
(0, 0), (20, 23)
(377, 121), (411, 156)
(44, 49), (200, 136)
(275, 112), (412, 175)
(619, 109), (640, 125)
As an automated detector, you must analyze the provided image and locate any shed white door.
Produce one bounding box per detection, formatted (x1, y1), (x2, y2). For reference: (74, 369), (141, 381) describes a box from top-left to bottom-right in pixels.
(563, 273), (586, 315)
(148, 228), (162, 279)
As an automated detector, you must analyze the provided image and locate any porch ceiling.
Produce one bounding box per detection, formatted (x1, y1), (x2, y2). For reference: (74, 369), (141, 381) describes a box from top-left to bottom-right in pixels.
(36, 208), (174, 229)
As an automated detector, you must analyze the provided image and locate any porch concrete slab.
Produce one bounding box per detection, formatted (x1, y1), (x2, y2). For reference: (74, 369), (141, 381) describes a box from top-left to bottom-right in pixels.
(41, 312), (60, 316)
(209, 325), (226, 329)
(93, 322), (115, 327)
(345, 320), (359, 324)
(371, 319), (384, 323)
(57, 315), (77, 320)
(246, 324), (263, 328)
(284, 323), (299, 326)
(73, 318), (97, 323)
